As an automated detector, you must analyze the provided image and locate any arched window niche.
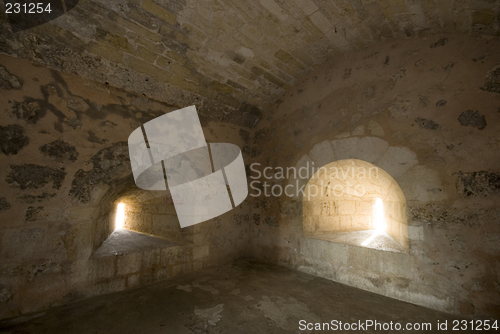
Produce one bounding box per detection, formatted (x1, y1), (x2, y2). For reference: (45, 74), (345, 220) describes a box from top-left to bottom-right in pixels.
(92, 188), (189, 259)
(303, 159), (409, 253)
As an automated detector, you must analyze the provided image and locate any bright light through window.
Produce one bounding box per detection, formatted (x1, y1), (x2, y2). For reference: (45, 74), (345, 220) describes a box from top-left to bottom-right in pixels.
(373, 198), (385, 231)
(115, 203), (125, 230)
(361, 198), (386, 246)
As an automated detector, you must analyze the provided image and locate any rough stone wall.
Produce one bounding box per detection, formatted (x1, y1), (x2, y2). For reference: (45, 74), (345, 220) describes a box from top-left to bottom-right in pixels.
(0, 0), (500, 318)
(1, 0), (499, 128)
(0, 54), (251, 320)
(248, 34), (500, 317)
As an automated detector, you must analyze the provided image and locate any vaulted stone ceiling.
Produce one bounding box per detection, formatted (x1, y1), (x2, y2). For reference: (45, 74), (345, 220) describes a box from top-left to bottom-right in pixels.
(1, 0), (499, 127)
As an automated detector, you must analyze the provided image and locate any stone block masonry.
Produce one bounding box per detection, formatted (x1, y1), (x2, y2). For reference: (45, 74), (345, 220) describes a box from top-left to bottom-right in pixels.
(0, 54), (251, 320)
(1, 0), (498, 128)
(0, 0), (499, 323)
(249, 35), (500, 317)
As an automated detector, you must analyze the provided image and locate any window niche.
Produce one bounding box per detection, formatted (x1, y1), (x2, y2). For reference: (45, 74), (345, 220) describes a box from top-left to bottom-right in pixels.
(303, 159), (409, 252)
(92, 190), (187, 258)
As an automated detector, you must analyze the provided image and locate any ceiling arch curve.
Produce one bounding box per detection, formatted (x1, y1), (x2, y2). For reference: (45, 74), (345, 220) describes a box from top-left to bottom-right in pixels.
(1, 0), (498, 125)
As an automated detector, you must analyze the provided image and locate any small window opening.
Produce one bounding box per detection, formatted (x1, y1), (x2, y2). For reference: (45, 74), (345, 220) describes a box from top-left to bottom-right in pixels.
(115, 203), (125, 230)
(361, 198), (385, 246)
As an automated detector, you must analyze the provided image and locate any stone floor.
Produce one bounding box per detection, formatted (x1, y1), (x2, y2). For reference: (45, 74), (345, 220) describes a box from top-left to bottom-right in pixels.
(0, 259), (473, 333)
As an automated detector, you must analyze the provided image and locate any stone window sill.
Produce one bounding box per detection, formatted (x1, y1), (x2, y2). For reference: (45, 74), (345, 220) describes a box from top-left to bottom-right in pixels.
(304, 229), (407, 253)
(92, 228), (186, 258)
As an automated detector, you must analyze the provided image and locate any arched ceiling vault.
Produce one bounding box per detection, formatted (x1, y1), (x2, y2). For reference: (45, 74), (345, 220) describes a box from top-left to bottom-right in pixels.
(1, 0), (498, 127)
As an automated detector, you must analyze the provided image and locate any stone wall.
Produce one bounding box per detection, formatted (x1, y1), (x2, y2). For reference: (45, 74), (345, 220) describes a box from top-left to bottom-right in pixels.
(1, 0), (499, 129)
(247, 34), (500, 317)
(121, 197), (185, 241)
(0, 54), (251, 320)
(116, 192), (193, 244)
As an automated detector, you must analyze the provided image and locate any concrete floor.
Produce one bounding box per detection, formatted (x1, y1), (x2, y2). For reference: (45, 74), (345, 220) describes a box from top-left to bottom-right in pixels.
(0, 260), (471, 334)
